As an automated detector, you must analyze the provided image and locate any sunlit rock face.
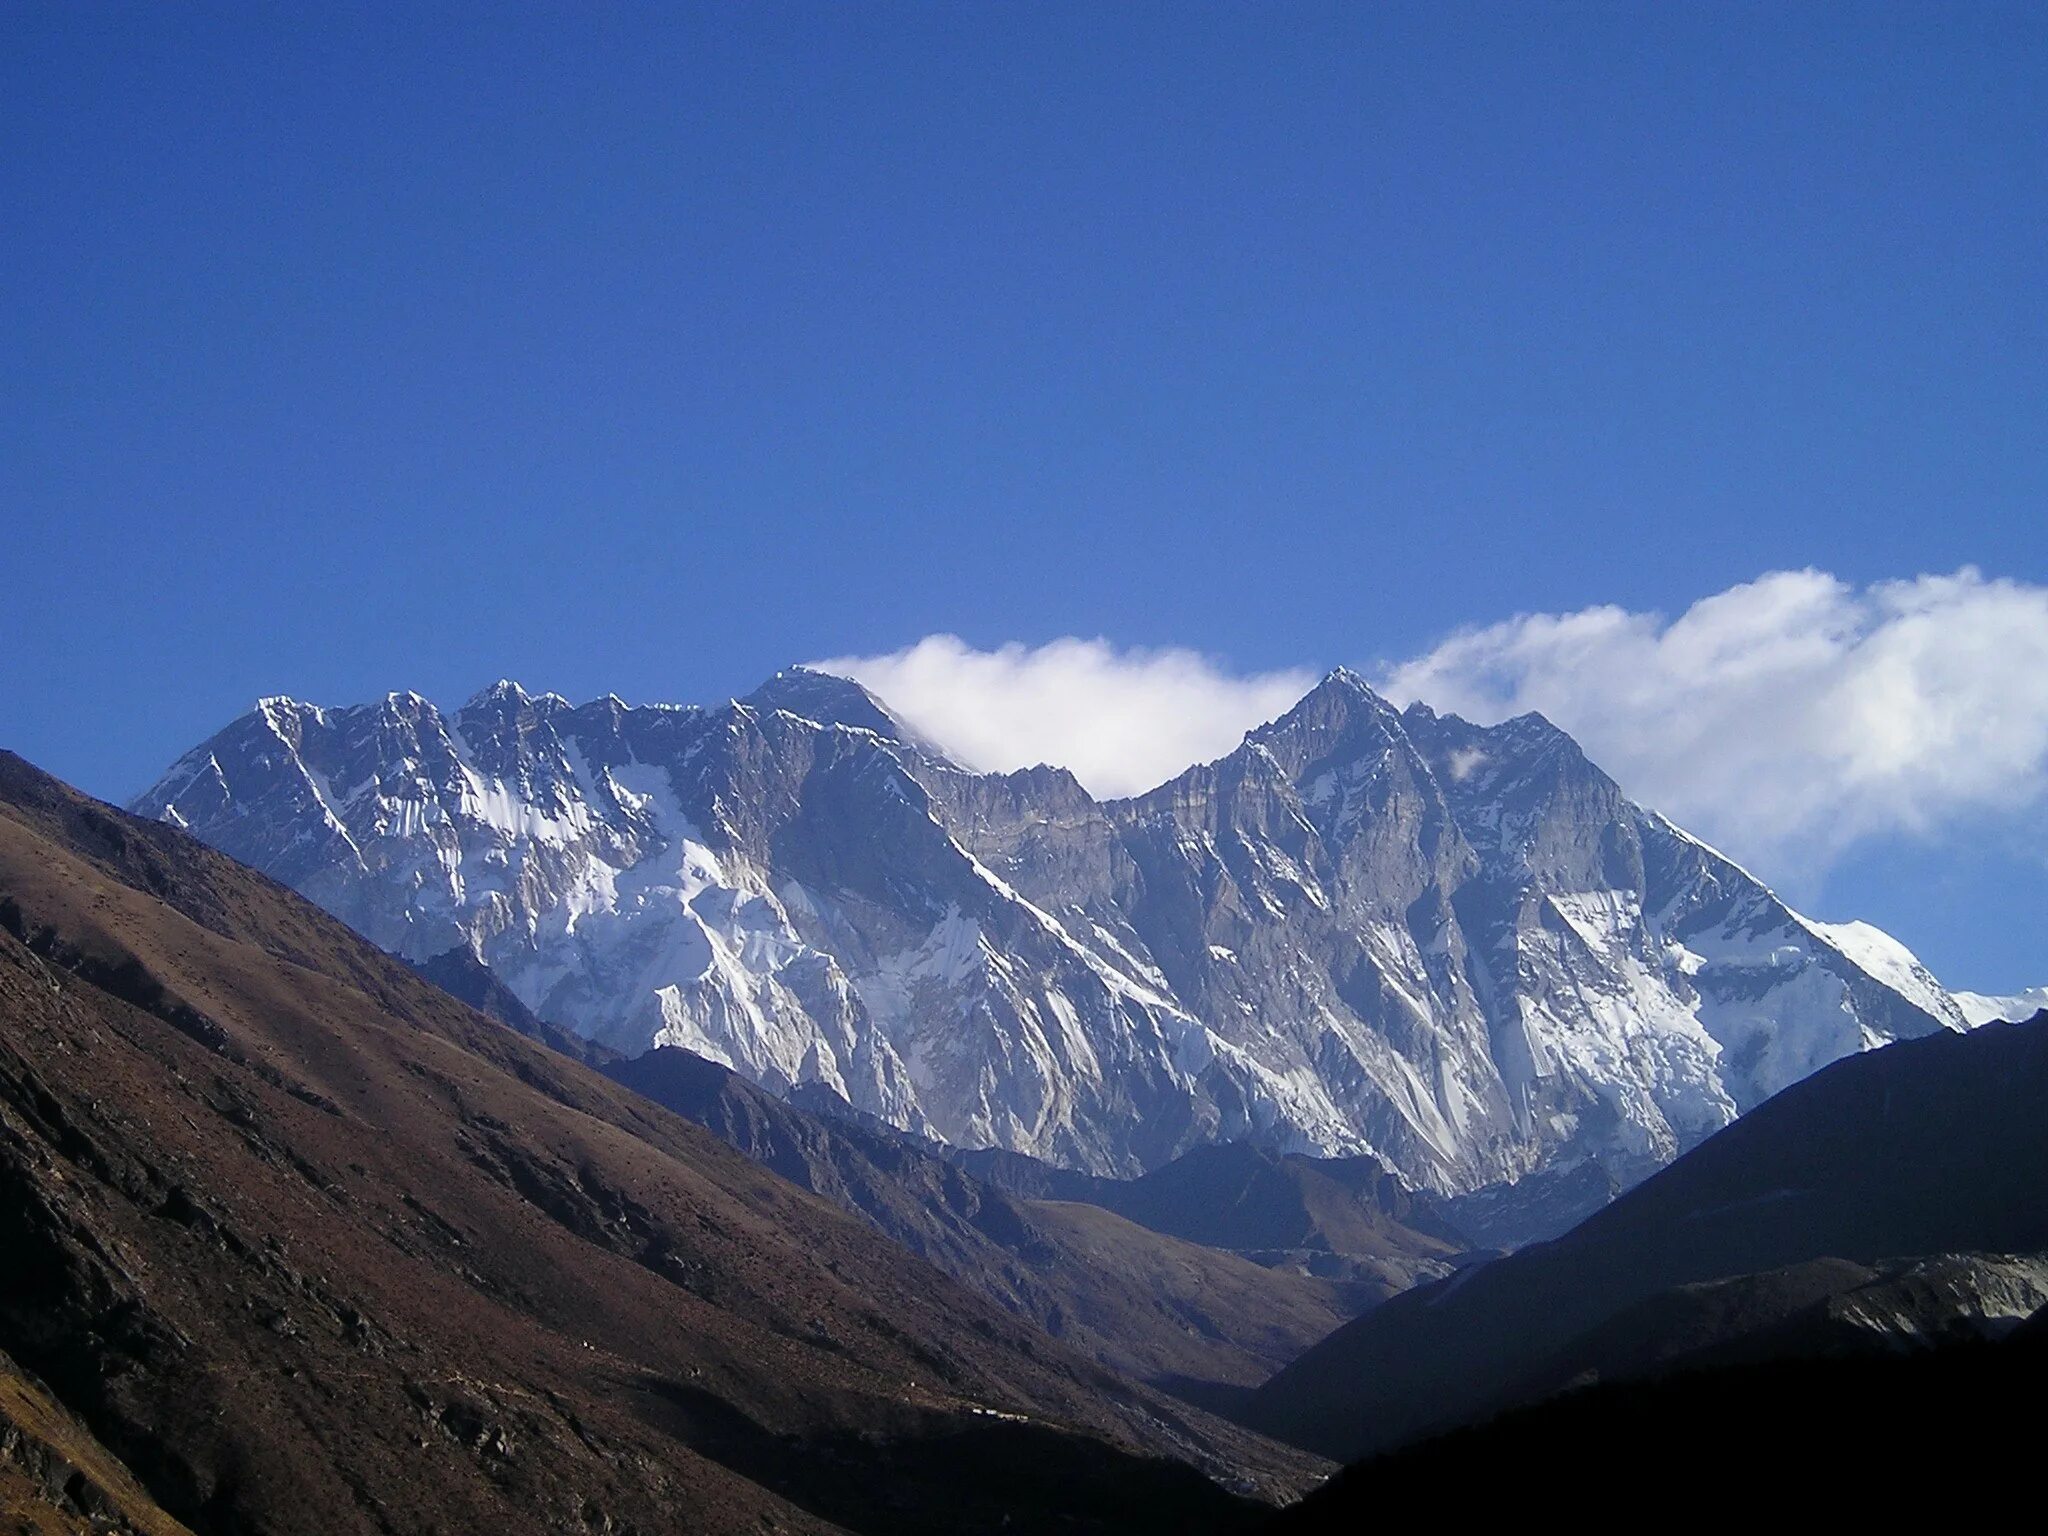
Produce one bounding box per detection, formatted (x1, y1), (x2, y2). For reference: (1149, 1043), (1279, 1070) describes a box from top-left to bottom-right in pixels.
(136, 667), (1963, 1192)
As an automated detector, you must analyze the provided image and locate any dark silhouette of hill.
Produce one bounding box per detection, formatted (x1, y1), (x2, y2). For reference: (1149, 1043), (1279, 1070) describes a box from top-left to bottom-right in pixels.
(1247, 1008), (2048, 1460)
(1268, 1325), (2048, 1529)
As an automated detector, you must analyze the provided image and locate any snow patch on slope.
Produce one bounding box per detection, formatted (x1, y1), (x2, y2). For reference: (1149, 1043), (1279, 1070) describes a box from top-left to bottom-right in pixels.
(1951, 986), (2048, 1027)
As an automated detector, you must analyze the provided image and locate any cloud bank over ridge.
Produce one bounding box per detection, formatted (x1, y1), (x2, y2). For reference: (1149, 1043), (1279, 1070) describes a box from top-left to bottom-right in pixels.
(816, 569), (2048, 872)
(1384, 568), (2048, 868)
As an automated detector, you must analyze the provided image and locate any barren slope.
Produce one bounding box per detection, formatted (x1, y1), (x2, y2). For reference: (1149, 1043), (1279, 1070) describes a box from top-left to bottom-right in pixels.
(0, 751), (1317, 1534)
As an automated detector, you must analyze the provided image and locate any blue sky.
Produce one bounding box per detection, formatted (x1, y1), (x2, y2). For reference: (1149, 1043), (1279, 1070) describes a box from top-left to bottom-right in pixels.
(4, 4), (2044, 986)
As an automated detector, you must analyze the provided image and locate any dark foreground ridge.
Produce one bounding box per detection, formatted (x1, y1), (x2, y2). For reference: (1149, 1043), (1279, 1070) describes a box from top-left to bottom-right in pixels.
(1246, 1002), (2048, 1462)
(1269, 1326), (2048, 1528)
(0, 749), (1316, 1535)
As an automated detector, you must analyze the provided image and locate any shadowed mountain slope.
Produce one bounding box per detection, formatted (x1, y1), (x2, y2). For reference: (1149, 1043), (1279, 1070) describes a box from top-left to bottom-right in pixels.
(1245, 1010), (2048, 1461)
(407, 943), (617, 1066)
(0, 1345), (196, 1536)
(1268, 1325), (2048, 1530)
(0, 750), (1319, 1534)
(604, 1045), (1370, 1392)
(957, 1140), (1466, 1287)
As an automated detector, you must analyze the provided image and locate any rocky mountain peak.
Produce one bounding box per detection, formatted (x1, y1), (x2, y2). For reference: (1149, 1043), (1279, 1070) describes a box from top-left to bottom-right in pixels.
(1242, 668), (1408, 773)
(1269, 667), (1398, 730)
(134, 667), (1965, 1193)
(464, 677), (530, 709)
(743, 667), (899, 735)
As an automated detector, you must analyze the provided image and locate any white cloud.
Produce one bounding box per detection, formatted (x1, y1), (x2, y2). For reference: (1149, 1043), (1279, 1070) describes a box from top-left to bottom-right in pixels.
(1382, 568), (2048, 870)
(813, 570), (2048, 880)
(810, 635), (1317, 798)
(1446, 746), (1490, 783)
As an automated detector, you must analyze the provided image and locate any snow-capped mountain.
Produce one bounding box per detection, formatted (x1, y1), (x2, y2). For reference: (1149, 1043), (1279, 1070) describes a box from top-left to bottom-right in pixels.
(1952, 986), (2048, 1027)
(132, 667), (1965, 1192)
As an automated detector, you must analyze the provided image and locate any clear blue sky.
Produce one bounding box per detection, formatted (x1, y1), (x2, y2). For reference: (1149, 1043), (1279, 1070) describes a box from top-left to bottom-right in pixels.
(5, 4), (2044, 985)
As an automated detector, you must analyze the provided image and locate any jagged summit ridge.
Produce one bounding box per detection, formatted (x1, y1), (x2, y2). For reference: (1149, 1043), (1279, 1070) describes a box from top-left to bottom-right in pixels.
(135, 668), (1965, 1191)
(742, 666), (920, 741)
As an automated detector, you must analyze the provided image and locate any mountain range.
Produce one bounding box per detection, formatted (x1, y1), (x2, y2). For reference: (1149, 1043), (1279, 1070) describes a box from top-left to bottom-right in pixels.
(5, 675), (2043, 1530)
(134, 666), (1966, 1196)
